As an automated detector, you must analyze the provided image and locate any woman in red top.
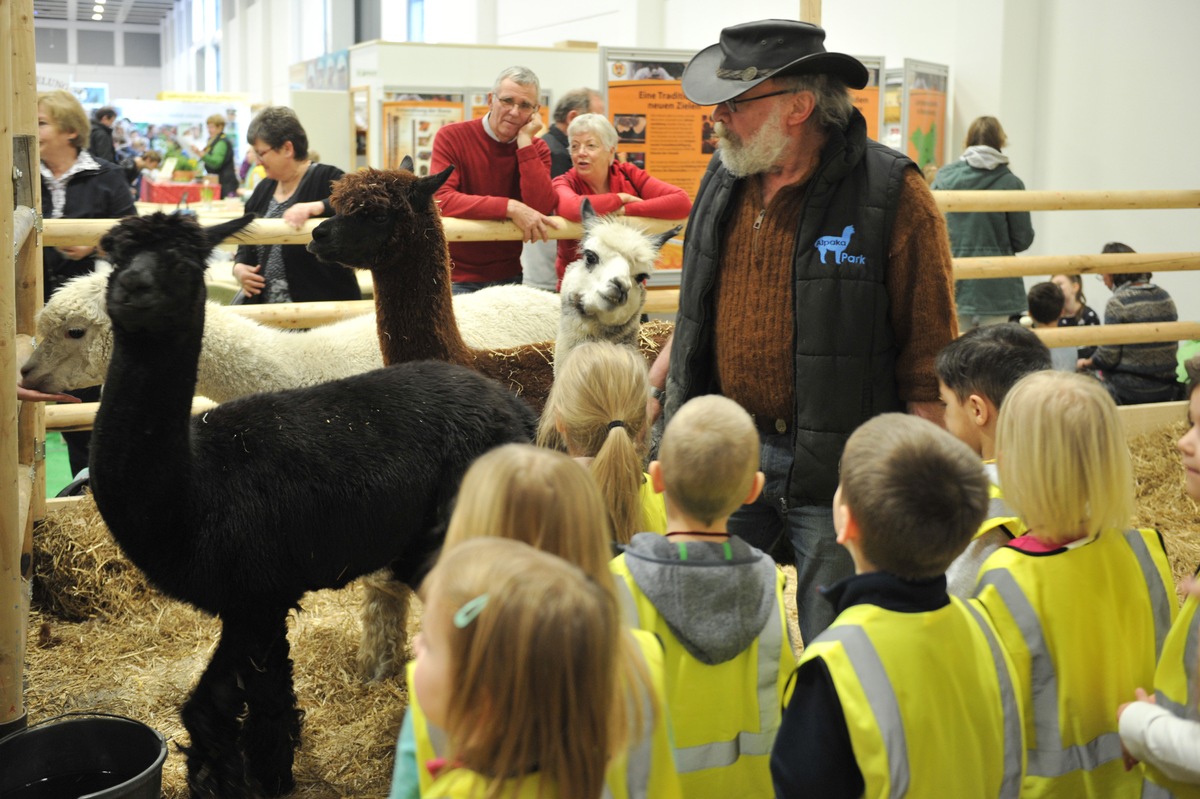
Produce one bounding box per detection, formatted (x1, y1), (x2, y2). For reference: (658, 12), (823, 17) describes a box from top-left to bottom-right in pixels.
(552, 113), (691, 287)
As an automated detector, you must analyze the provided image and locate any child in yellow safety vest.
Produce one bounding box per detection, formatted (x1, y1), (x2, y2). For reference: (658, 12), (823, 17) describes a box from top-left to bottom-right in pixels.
(934, 323), (1051, 597)
(973, 371), (1177, 798)
(408, 538), (626, 799)
(1116, 358), (1200, 795)
(610, 395), (795, 799)
(772, 413), (1025, 798)
(389, 444), (681, 799)
(537, 341), (666, 545)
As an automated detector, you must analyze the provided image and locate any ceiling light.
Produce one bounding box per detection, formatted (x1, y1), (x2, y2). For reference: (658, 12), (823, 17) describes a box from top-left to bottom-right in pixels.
(92, 12), (102, 19)
(93, 4), (104, 11)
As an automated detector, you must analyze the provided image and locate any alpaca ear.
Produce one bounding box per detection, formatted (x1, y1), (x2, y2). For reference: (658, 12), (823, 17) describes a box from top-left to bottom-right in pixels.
(580, 197), (597, 226)
(203, 214), (257, 250)
(649, 224), (683, 251)
(400, 155), (414, 172)
(411, 165), (455, 207)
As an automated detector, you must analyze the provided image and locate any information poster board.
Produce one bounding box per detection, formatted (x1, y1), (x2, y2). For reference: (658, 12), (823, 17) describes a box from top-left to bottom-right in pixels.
(602, 48), (703, 273)
(851, 57), (885, 142)
(381, 94), (464, 173)
(900, 59), (949, 173)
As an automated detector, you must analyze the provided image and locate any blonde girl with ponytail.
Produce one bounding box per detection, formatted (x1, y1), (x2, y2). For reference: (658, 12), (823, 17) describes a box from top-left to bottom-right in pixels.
(537, 341), (666, 544)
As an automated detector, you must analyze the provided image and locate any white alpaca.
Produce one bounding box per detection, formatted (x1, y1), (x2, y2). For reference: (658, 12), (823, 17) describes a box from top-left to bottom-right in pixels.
(21, 266), (560, 401)
(555, 200), (680, 371)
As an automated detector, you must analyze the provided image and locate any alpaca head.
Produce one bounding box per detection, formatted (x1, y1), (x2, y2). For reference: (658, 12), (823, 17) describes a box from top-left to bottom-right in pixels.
(560, 199), (681, 328)
(101, 212), (255, 334)
(308, 160), (454, 271)
(21, 267), (113, 393)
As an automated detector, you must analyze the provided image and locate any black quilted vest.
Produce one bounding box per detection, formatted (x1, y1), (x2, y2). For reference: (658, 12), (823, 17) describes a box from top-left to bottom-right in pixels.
(667, 109), (914, 504)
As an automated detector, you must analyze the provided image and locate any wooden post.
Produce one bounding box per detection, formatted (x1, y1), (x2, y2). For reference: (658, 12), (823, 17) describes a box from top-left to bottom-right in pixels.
(800, 0), (821, 25)
(12, 0), (41, 548)
(1, 0), (32, 739)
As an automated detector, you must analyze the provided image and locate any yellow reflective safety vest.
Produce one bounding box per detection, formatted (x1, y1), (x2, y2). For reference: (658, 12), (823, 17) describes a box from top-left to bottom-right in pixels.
(423, 767), (551, 799)
(610, 555), (797, 799)
(1148, 592), (1200, 798)
(973, 528), (1177, 798)
(801, 596), (1025, 798)
(977, 469), (1024, 541)
(638, 473), (667, 535)
(407, 628), (681, 799)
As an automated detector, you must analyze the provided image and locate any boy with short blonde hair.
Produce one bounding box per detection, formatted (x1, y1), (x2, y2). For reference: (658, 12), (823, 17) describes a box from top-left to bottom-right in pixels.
(771, 413), (1024, 797)
(611, 395), (795, 799)
(935, 323), (1051, 595)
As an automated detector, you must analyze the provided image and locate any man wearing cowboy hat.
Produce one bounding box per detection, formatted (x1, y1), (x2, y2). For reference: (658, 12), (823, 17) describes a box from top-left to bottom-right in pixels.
(651, 20), (956, 645)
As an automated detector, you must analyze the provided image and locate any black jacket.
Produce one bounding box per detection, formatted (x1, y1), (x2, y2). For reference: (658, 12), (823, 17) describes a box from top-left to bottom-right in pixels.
(233, 162), (361, 303)
(41, 155), (137, 301)
(88, 122), (115, 163)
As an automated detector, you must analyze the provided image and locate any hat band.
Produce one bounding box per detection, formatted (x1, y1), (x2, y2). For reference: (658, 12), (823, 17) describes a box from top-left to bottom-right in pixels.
(715, 65), (781, 81)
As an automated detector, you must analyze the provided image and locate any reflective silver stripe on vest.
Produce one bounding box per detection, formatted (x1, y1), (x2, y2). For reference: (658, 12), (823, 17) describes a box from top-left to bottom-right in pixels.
(672, 588), (783, 773)
(621, 638), (656, 799)
(1141, 780), (1172, 799)
(816, 624), (909, 798)
(963, 601), (1024, 799)
(1122, 530), (1173, 661)
(978, 568), (1125, 778)
(614, 572), (640, 628)
(1156, 606), (1200, 722)
(429, 719), (448, 760)
(988, 495), (1016, 521)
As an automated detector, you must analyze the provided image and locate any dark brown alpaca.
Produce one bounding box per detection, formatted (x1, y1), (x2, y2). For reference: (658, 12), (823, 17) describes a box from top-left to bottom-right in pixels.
(308, 165), (672, 413)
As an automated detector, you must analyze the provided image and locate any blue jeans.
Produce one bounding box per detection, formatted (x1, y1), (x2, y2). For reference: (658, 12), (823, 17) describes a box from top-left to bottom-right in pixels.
(451, 276), (521, 295)
(727, 431), (854, 646)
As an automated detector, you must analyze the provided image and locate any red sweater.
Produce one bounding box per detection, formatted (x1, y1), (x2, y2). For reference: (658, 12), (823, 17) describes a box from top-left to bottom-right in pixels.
(552, 161), (692, 282)
(431, 117), (556, 283)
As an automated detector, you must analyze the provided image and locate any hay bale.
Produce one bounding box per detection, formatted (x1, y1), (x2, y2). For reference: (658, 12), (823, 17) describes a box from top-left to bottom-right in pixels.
(32, 494), (153, 621)
(1129, 421), (1200, 595)
(26, 582), (414, 798)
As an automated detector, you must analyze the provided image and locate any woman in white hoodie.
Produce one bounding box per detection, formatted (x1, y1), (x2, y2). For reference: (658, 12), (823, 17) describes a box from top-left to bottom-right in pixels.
(931, 116), (1035, 332)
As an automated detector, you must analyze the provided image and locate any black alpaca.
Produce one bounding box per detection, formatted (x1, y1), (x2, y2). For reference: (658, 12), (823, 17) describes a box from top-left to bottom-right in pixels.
(90, 213), (535, 798)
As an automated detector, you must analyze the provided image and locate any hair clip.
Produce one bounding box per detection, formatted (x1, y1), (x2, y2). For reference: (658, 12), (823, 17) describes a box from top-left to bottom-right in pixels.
(453, 594), (489, 629)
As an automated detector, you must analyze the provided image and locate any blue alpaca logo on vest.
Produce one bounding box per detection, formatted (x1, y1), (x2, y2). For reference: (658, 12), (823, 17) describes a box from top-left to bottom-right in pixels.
(814, 225), (866, 265)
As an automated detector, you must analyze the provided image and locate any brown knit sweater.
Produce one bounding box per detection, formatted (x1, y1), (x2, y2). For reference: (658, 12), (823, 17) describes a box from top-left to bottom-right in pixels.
(713, 168), (956, 419)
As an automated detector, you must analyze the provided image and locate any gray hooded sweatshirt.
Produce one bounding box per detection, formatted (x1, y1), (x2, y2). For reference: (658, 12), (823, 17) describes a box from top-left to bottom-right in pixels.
(622, 533), (779, 665)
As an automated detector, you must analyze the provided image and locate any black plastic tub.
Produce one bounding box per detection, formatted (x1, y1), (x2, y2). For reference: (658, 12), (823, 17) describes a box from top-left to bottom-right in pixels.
(0, 713), (167, 799)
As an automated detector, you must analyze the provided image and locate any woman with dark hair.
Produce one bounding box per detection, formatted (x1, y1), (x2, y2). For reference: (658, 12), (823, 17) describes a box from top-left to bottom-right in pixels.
(931, 116), (1035, 332)
(192, 113), (239, 198)
(36, 89), (137, 476)
(232, 106), (360, 304)
(1078, 241), (1182, 404)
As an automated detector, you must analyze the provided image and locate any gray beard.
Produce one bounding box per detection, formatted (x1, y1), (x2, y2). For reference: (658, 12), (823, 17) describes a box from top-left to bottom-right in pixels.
(715, 120), (791, 178)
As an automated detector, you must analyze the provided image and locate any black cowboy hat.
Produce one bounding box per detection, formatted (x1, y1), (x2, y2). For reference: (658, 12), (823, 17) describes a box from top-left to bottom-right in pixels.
(681, 19), (869, 106)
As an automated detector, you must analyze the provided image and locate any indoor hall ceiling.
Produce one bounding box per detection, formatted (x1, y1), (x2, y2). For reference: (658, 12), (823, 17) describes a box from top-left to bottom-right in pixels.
(33, 0), (176, 25)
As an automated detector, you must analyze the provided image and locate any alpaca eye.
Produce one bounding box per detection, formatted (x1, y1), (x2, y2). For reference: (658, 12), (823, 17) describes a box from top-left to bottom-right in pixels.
(584, 250), (599, 269)
(67, 328), (86, 339)
(635, 273), (650, 284)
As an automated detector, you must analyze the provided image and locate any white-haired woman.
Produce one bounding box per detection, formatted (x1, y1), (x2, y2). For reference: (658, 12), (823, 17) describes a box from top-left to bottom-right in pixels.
(552, 113), (691, 288)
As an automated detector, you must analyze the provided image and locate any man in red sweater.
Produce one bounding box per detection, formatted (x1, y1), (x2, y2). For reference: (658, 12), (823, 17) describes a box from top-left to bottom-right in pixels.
(431, 66), (558, 293)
